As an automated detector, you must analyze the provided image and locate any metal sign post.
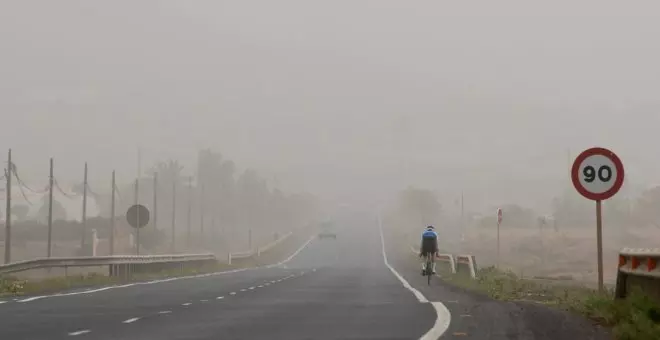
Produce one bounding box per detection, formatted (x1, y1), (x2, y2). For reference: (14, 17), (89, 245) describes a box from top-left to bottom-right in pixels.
(496, 208), (502, 268)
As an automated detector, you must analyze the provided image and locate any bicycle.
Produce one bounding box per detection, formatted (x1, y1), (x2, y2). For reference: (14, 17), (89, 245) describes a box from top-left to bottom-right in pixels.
(423, 253), (435, 285)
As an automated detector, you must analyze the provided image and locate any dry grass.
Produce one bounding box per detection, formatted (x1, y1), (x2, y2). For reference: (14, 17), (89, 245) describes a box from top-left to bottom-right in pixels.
(441, 226), (660, 285)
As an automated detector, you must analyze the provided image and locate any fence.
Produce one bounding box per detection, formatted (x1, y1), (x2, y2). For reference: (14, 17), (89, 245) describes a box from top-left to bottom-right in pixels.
(615, 248), (660, 301)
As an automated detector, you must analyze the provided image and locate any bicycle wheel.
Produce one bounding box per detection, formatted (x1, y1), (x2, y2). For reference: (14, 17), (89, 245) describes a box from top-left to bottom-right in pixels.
(426, 256), (432, 285)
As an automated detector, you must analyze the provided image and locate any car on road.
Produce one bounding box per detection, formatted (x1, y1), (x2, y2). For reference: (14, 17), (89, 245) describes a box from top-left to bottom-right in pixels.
(318, 221), (337, 240)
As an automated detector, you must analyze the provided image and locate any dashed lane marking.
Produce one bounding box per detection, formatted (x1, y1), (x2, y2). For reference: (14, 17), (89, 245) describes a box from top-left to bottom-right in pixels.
(216, 296), (224, 300)
(158, 311), (172, 314)
(229, 292), (236, 295)
(68, 330), (91, 336)
(182, 303), (192, 306)
(123, 318), (140, 324)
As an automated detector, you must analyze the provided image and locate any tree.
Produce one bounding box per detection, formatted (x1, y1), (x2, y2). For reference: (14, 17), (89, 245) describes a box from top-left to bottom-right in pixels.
(13, 205), (29, 222)
(36, 196), (67, 222)
(396, 187), (442, 227)
(633, 186), (660, 227)
(150, 160), (185, 187)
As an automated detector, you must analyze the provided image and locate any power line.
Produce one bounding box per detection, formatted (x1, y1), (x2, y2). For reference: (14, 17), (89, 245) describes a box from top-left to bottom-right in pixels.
(52, 177), (77, 199)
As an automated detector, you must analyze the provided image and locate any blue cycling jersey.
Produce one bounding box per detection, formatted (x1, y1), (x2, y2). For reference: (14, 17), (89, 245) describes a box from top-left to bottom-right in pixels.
(421, 229), (437, 239)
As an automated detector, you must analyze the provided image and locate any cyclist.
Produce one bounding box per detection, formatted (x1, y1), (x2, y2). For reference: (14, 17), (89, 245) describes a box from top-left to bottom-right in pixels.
(419, 225), (438, 275)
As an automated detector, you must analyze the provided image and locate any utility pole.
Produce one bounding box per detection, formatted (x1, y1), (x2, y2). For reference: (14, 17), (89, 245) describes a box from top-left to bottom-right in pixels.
(134, 178), (140, 255)
(47, 158), (54, 257)
(80, 162), (88, 250)
(4, 149), (12, 264)
(460, 192), (464, 243)
(200, 184), (205, 244)
(135, 148), (141, 255)
(110, 170), (116, 255)
(187, 176), (192, 249)
(171, 180), (176, 253)
(153, 172), (158, 230)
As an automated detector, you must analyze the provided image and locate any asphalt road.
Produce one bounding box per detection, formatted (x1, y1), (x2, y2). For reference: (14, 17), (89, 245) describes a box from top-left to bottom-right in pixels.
(0, 214), (611, 340)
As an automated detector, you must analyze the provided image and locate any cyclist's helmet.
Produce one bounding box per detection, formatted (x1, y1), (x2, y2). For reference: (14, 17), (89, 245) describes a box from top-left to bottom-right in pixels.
(426, 225), (434, 230)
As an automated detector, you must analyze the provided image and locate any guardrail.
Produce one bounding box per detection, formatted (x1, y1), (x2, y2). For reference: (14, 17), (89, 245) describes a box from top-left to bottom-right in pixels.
(1, 231), (297, 278)
(227, 232), (293, 265)
(0, 253), (217, 279)
(615, 248), (660, 301)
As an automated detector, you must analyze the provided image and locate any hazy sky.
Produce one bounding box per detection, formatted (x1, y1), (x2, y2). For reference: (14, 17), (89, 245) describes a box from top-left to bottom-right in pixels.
(2, 1), (660, 211)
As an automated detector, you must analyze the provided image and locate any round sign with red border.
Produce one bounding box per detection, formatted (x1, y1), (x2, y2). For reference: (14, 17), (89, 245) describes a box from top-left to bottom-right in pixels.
(571, 147), (624, 201)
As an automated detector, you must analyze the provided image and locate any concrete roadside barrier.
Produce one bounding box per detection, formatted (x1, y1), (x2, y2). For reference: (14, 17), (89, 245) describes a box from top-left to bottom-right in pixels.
(409, 246), (456, 274)
(455, 254), (478, 279)
(615, 248), (660, 301)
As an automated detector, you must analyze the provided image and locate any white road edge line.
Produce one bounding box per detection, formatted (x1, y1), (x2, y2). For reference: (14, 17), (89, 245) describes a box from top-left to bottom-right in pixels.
(377, 214), (451, 340)
(68, 330), (91, 336)
(266, 234), (316, 268)
(15, 233), (317, 303)
(122, 318), (140, 324)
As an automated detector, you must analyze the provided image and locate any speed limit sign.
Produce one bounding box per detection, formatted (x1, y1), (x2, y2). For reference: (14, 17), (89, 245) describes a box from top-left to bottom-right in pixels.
(571, 147), (624, 201)
(571, 147), (624, 294)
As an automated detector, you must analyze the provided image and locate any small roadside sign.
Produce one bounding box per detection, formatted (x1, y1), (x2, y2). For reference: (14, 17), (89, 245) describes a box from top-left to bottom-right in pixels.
(126, 204), (150, 229)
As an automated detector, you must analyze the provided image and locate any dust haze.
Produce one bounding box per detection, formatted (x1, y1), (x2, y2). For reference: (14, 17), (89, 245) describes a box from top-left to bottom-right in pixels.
(2, 1), (660, 281)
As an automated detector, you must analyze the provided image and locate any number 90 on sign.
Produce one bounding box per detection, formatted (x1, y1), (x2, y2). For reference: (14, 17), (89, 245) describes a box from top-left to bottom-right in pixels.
(571, 147), (624, 201)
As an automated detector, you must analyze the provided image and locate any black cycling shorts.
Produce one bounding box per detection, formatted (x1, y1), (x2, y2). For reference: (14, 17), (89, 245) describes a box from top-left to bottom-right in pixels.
(420, 238), (437, 256)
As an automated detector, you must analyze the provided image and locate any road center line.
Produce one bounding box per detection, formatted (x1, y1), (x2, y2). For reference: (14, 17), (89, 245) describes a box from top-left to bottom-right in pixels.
(68, 330), (91, 336)
(122, 318), (140, 324)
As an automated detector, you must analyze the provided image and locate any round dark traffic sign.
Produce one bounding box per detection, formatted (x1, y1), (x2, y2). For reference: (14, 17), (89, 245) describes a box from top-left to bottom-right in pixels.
(571, 147), (624, 201)
(126, 204), (150, 228)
